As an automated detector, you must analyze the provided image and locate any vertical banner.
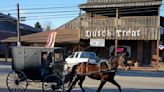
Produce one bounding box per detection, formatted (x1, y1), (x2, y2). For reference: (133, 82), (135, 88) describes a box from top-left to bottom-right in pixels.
(45, 32), (57, 48)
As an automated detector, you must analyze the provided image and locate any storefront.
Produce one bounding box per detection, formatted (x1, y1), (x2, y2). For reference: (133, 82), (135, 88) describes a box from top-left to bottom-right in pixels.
(76, 0), (162, 66)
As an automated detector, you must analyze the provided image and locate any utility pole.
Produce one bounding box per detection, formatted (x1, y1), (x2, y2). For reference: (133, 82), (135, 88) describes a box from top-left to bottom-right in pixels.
(17, 3), (21, 46)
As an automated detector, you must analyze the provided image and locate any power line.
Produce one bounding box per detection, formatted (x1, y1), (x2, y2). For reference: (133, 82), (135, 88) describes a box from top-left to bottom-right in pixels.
(20, 6), (78, 10)
(0, 5), (78, 12)
(20, 3), (79, 7)
(11, 10), (79, 15)
(24, 13), (79, 18)
(0, 5), (162, 21)
(23, 16), (78, 20)
(1, 2), (163, 12)
(2, 8), (161, 16)
(0, 9), (16, 12)
(0, 9), (159, 21)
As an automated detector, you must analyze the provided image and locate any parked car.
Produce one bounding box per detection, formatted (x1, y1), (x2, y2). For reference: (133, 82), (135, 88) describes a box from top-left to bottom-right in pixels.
(65, 51), (97, 68)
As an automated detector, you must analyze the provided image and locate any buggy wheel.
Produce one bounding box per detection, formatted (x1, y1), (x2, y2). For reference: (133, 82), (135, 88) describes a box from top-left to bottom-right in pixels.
(42, 74), (64, 92)
(6, 70), (28, 92)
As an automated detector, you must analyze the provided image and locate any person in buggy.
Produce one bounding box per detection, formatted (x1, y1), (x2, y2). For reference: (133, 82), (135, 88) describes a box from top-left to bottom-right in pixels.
(40, 52), (52, 80)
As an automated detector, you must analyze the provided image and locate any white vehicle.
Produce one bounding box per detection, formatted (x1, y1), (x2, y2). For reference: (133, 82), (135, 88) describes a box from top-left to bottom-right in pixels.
(65, 51), (97, 68)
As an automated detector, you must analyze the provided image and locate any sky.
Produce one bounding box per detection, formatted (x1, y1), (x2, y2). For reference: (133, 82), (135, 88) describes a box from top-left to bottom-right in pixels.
(0, 0), (86, 29)
(0, 0), (164, 29)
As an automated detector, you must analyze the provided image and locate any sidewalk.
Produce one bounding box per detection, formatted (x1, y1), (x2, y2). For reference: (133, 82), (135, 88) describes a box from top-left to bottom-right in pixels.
(0, 58), (12, 62)
(127, 62), (164, 71)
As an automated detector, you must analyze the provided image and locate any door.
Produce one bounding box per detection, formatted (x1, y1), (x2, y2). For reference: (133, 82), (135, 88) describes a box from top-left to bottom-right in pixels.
(143, 41), (151, 65)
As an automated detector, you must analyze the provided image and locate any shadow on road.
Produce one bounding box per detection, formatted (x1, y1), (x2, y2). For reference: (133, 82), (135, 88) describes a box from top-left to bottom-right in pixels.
(1, 87), (164, 92)
(117, 69), (164, 77)
(72, 88), (164, 92)
(0, 88), (41, 92)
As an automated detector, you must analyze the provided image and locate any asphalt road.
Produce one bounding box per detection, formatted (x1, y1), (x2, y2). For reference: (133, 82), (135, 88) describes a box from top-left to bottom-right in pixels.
(0, 62), (164, 92)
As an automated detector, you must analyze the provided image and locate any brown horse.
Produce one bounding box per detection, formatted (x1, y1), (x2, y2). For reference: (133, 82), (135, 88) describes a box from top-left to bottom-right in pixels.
(67, 54), (126, 92)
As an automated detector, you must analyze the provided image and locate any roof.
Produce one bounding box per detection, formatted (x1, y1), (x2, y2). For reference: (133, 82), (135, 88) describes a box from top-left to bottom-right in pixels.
(0, 30), (16, 40)
(1, 29), (80, 44)
(0, 13), (16, 21)
(20, 24), (42, 32)
(0, 13), (42, 33)
(80, 0), (162, 9)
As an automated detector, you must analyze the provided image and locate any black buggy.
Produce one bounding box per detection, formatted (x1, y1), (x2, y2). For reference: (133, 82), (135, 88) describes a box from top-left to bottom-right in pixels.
(6, 46), (71, 92)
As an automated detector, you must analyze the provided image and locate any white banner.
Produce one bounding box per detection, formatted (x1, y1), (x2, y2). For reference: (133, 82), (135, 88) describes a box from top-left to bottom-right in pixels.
(90, 39), (105, 47)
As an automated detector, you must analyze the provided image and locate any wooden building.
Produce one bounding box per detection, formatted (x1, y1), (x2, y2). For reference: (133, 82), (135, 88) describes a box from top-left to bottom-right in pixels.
(76, 0), (162, 66)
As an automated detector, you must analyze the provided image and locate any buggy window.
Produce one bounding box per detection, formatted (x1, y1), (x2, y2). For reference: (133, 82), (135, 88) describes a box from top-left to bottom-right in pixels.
(52, 52), (64, 62)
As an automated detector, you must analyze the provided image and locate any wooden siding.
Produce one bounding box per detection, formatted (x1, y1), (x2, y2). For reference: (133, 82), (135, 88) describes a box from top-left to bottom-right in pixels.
(57, 16), (80, 30)
(80, 14), (160, 40)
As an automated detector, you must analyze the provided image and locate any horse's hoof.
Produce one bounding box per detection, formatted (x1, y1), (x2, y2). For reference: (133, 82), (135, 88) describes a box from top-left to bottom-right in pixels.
(125, 67), (130, 71)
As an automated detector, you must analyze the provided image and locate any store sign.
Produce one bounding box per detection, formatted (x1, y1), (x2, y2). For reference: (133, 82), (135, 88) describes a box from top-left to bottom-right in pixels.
(85, 29), (141, 38)
(90, 39), (105, 47)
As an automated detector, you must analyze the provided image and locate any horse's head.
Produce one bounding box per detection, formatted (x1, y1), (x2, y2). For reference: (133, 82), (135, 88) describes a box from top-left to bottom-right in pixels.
(117, 53), (125, 64)
(116, 53), (130, 71)
(108, 53), (126, 70)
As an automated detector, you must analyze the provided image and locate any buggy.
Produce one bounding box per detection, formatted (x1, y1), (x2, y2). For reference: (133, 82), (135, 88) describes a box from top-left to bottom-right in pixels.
(6, 46), (71, 92)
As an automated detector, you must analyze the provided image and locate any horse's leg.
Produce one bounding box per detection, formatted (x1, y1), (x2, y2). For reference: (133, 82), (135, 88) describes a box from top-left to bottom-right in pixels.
(67, 77), (79, 92)
(110, 79), (122, 92)
(96, 80), (106, 92)
(122, 58), (130, 71)
(78, 76), (86, 92)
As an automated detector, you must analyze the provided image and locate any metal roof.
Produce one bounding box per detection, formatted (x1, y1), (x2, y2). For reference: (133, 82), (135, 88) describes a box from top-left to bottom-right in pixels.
(80, 1), (162, 9)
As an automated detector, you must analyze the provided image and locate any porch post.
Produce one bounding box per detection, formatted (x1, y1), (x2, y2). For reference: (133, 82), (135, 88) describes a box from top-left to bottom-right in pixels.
(157, 40), (160, 70)
(156, 7), (160, 70)
(137, 41), (143, 65)
(114, 8), (119, 56)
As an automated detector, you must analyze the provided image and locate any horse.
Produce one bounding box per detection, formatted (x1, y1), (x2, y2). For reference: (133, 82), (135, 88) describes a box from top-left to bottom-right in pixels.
(67, 53), (126, 92)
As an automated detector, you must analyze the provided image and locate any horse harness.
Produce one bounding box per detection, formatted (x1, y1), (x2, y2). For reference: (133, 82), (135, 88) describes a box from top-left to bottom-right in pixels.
(77, 56), (119, 75)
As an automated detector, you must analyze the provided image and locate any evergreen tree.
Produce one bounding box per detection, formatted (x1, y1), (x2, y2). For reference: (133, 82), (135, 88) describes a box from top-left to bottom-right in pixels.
(35, 21), (41, 28)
